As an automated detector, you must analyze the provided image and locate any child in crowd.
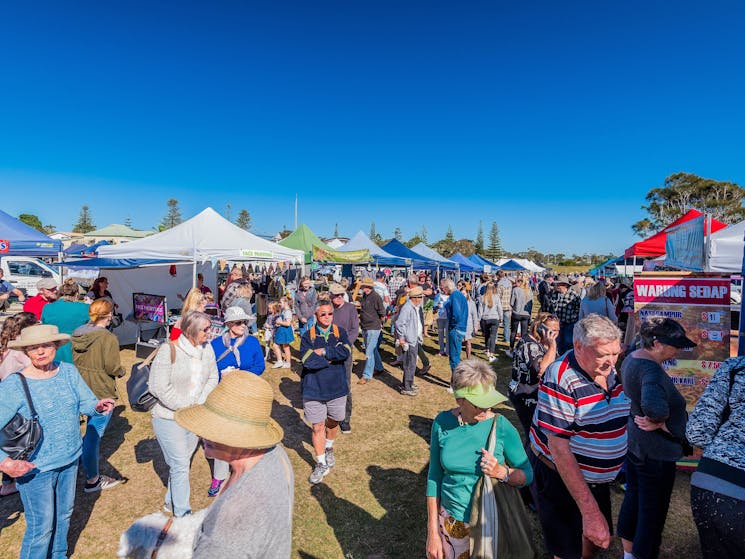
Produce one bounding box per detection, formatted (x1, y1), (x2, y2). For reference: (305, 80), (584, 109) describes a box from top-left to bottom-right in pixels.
(264, 301), (280, 360)
(271, 297), (294, 369)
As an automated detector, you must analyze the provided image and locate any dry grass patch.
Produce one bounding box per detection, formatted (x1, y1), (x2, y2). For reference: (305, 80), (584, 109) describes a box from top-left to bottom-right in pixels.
(0, 333), (700, 558)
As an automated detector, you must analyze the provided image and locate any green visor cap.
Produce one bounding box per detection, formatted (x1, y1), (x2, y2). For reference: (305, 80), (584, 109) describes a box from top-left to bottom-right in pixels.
(453, 383), (508, 408)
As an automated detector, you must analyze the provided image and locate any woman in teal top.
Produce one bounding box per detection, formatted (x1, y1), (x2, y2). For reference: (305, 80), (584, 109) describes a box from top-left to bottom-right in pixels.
(426, 359), (533, 559)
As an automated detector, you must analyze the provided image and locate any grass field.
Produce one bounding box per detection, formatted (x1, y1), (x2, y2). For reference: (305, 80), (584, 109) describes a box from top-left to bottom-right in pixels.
(0, 330), (701, 558)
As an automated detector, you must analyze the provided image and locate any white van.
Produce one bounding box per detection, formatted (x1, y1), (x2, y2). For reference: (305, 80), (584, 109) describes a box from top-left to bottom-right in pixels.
(0, 256), (62, 297)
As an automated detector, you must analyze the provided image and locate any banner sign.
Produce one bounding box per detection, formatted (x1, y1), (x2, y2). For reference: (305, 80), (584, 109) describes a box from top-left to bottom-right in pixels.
(132, 293), (167, 323)
(665, 216), (705, 271)
(312, 246), (370, 263)
(633, 276), (730, 412)
(240, 249), (274, 259)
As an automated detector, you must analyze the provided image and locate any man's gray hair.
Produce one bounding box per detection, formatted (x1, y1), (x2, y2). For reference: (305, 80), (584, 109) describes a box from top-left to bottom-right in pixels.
(441, 278), (456, 292)
(451, 359), (497, 391)
(573, 314), (622, 346)
(407, 274), (419, 286)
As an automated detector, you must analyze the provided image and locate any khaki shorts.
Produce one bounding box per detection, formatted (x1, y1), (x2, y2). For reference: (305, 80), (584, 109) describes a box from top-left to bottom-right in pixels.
(303, 396), (347, 424)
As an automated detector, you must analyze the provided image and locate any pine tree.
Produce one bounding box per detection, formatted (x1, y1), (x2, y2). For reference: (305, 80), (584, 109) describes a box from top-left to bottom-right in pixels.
(444, 225), (455, 244)
(236, 209), (251, 231)
(160, 199), (183, 230)
(394, 227), (402, 241)
(421, 226), (428, 244)
(370, 221), (382, 244)
(487, 222), (503, 261)
(475, 221), (484, 254)
(225, 203), (232, 222)
(334, 223), (339, 237)
(123, 216), (133, 228)
(72, 205), (96, 233)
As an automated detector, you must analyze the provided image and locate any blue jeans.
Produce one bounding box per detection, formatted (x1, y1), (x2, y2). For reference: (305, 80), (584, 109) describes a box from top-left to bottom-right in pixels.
(81, 411), (112, 480)
(558, 322), (575, 354)
(152, 417), (199, 517)
(447, 329), (465, 373)
(617, 453), (677, 559)
(502, 310), (512, 342)
(362, 329), (382, 379)
(17, 461), (77, 559)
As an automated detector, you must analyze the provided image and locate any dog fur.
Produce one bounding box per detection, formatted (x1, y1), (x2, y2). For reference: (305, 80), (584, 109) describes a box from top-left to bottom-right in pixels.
(117, 509), (208, 559)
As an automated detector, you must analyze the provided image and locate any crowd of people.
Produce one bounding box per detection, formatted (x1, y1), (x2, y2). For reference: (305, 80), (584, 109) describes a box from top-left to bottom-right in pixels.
(0, 266), (742, 558)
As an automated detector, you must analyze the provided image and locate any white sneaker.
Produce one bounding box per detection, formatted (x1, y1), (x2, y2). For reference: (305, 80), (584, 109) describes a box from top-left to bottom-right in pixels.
(488, 356), (496, 363)
(271, 361), (285, 369)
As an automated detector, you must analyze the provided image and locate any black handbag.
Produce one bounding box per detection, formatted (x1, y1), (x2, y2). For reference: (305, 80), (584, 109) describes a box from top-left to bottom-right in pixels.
(0, 373), (43, 461)
(127, 343), (174, 412)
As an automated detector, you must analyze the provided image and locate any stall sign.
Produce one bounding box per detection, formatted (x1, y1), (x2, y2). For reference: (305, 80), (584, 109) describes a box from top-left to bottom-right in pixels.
(241, 249), (274, 259)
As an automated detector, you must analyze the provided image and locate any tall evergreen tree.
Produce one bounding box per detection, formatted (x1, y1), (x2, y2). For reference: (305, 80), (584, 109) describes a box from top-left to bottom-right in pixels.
(123, 216), (133, 228)
(420, 226), (428, 244)
(225, 203), (232, 222)
(475, 221), (484, 254)
(370, 221), (382, 244)
(236, 209), (251, 231)
(487, 222), (503, 261)
(444, 225), (455, 244)
(334, 223), (339, 237)
(72, 205), (96, 233)
(393, 227), (403, 241)
(160, 199), (183, 230)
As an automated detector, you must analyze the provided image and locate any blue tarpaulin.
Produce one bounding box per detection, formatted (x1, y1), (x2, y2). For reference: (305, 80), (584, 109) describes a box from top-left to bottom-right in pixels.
(0, 209), (62, 256)
(381, 239), (437, 269)
(468, 253), (499, 270)
(450, 252), (481, 272)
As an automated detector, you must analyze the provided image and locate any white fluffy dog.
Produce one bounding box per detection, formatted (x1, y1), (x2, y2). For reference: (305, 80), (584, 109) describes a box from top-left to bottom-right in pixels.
(117, 509), (208, 559)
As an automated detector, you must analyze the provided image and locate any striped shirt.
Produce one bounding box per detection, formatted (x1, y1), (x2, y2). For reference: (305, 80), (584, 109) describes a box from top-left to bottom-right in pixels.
(529, 351), (629, 484)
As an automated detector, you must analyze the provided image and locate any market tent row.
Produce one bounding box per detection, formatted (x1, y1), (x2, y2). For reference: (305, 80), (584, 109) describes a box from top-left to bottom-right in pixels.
(381, 239), (439, 270)
(468, 253), (499, 271)
(411, 243), (459, 270)
(67, 207), (304, 345)
(505, 258), (545, 273)
(0, 209), (62, 256)
(339, 231), (410, 267)
(450, 252), (482, 272)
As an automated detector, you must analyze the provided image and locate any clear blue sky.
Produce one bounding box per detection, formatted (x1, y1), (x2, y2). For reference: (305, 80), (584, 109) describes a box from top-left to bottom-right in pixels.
(2, 1), (744, 255)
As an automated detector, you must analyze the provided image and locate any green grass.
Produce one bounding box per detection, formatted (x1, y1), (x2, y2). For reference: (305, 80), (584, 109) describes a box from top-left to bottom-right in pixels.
(0, 331), (700, 558)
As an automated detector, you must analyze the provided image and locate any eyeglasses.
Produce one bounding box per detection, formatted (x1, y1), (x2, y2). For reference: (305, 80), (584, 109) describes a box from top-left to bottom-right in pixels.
(230, 321), (248, 326)
(331, 293), (344, 298)
(317, 312), (334, 317)
(410, 295), (423, 299)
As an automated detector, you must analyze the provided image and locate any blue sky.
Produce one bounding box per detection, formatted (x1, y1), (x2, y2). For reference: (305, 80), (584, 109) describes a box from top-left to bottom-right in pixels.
(1, 1), (744, 255)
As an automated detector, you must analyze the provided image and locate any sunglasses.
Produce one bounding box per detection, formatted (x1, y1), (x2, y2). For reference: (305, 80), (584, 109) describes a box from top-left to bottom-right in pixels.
(410, 295), (423, 299)
(331, 293), (344, 297)
(317, 312), (334, 317)
(230, 320), (248, 326)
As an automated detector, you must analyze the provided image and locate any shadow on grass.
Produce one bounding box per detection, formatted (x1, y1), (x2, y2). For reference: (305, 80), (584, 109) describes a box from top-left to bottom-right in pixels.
(276, 377), (314, 467)
(408, 415), (433, 445)
(0, 492), (23, 538)
(310, 464), (428, 559)
(69, 405), (131, 555)
(134, 438), (169, 487)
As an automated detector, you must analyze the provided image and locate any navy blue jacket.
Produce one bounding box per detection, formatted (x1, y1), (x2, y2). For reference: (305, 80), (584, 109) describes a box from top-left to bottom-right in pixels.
(446, 290), (469, 332)
(299, 324), (351, 401)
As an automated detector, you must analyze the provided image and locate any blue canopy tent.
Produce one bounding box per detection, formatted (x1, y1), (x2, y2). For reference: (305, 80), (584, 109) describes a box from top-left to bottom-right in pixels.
(450, 252), (482, 272)
(64, 240), (111, 257)
(411, 243), (459, 270)
(0, 209), (62, 256)
(339, 231), (410, 267)
(498, 259), (528, 271)
(63, 243), (88, 255)
(381, 239), (437, 269)
(53, 257), (174, 269)
(468, 253), (499, 270)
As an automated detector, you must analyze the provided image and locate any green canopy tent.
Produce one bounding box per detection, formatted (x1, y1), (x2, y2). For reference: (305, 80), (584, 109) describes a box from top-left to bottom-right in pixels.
(278, 224), (368, 265)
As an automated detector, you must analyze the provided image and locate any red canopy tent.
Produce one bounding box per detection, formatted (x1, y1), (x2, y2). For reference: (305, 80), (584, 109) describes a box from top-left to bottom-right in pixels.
(624, 209), (727, 259)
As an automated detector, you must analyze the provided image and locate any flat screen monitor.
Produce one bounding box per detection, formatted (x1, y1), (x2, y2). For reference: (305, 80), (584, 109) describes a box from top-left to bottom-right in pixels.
(132, 293), (167, 323)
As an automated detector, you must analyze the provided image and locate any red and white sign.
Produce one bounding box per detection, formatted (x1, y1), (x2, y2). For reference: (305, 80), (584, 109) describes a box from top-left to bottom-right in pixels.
(0, 240), (9, 253)
(634, 277), (730, 306)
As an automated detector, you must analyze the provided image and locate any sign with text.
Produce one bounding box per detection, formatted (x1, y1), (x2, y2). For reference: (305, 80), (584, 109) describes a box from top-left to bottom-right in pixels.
(132, 293), (167, 323)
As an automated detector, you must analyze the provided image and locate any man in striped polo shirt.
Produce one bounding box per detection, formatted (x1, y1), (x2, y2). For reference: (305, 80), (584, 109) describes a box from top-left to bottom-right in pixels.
(529, 314), (629, 559)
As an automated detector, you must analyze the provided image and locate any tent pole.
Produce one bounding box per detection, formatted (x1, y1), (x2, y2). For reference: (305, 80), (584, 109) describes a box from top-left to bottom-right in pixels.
(192, 240), (197, 289)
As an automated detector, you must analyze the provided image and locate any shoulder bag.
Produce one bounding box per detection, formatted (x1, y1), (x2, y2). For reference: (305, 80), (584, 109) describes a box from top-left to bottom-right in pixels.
(0, 373), (43, 461)
(469, 416), (537, 559)
(127, 343), (175, 412)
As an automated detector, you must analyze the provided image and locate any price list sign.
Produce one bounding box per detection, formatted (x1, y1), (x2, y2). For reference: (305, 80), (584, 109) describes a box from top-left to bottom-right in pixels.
(633, 276), (731, 412)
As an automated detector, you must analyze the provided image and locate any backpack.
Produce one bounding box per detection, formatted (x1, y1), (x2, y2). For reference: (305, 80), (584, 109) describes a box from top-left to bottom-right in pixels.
(309, 324), (339, 341)
(127, 343), (175, 412)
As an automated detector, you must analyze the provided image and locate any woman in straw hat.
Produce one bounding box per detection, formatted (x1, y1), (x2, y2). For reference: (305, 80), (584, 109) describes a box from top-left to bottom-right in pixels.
(426, 359), (533, 559)
(0, 324), (114, 559)
(175, 372), (294, 558)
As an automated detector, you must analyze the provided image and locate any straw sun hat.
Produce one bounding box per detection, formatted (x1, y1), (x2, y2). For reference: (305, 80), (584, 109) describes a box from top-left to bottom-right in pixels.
(175, 372), (283, 449)
(8, 324), (70, 349)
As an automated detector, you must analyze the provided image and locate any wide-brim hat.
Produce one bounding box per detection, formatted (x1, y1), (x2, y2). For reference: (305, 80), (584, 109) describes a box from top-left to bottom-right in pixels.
(408, 286), (424, 297)
(360, 277), (375, 288)
(8, 324), (69, 349)
(453, 382), (508, 408)
(328, 283), (346, 295)
(555, 275), (571, 286)
(36, 278), (58, 290)
(223, 306), (255, 324)
(175, 372), (284, 449)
